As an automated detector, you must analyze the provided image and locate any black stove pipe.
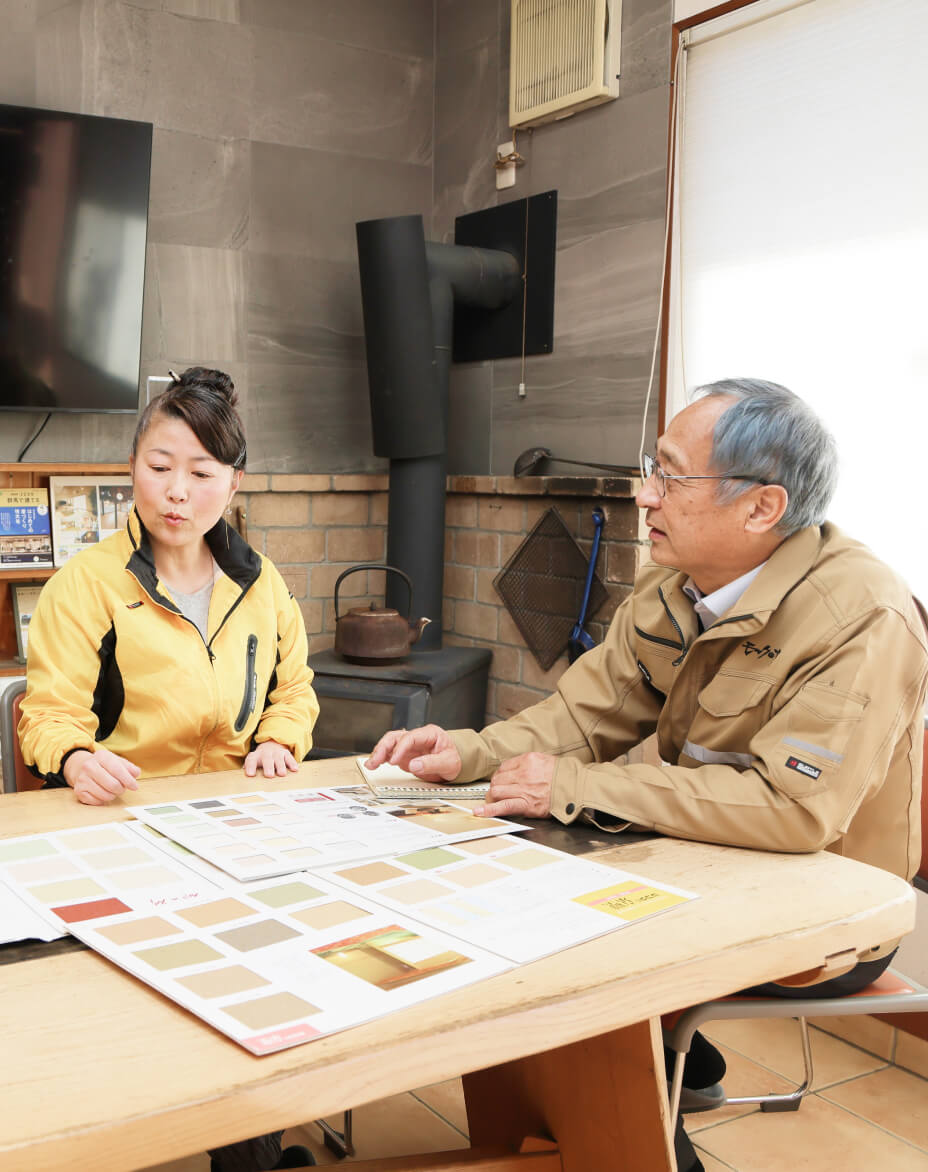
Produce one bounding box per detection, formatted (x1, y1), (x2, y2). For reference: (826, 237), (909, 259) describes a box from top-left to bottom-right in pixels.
(356, 215), (520, 651)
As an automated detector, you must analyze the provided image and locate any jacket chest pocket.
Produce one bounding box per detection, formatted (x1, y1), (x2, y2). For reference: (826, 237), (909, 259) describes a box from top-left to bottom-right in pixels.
(637, 646), (679, 697)
(679, 672), (774, 770)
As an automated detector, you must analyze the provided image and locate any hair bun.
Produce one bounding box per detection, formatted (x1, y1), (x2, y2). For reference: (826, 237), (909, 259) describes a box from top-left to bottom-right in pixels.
(175, 366), (237, 407)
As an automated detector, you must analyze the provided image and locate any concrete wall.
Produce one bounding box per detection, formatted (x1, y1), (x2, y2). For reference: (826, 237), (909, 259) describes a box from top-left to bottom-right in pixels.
(435, 0), (673, 476)
(0, 0), (433, 471)
(1, 0), (673, 477)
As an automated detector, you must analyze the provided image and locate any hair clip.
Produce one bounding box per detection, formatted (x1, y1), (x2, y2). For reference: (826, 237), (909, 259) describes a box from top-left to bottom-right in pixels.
(168, 369), (180, 383)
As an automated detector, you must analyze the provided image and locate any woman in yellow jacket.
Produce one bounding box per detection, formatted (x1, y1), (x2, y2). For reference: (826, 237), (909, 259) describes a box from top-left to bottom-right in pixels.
(19, 367), (319, 1169)
(21, 367), (319, 803)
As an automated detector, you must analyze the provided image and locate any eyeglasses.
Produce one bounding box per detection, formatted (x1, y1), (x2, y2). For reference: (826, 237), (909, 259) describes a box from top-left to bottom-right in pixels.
(641, 453), (768, 498)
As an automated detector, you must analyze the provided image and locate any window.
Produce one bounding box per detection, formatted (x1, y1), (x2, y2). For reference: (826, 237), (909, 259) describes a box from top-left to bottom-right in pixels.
(666, 0), (928, 598)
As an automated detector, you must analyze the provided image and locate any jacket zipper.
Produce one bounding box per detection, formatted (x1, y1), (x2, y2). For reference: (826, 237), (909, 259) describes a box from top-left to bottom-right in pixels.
(657, 584), (691, 666)
(235, 634), (259, 732)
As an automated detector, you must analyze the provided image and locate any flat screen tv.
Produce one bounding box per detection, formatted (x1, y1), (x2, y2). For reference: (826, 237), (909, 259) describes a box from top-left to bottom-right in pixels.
(0, 103), (152, 413)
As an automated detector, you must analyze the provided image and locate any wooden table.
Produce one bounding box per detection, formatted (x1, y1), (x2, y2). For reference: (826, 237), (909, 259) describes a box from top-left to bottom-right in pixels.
(0, 760), (916, 1172)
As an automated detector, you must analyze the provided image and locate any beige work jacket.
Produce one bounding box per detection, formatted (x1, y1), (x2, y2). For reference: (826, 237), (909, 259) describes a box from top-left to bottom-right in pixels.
(452, 524), (927, 883)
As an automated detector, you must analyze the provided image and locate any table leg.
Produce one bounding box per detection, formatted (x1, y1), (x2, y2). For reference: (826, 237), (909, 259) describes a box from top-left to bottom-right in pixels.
(463, 1017), (674, 1172)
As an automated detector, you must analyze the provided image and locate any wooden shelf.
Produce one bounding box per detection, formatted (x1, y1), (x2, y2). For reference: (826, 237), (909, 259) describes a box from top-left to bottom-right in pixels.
(1, 462), (128, 487)
(1, 568), (56, 582)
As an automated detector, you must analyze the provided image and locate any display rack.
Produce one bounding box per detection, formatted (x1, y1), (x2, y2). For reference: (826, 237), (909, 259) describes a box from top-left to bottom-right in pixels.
(0, 463), (129, 674)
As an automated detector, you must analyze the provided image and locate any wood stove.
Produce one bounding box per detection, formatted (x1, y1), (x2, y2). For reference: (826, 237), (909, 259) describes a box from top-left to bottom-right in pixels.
(306, 646), (491, 760)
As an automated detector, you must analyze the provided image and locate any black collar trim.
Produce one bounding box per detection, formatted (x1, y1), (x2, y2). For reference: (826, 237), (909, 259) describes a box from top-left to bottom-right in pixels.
(125, 509), (261, 605)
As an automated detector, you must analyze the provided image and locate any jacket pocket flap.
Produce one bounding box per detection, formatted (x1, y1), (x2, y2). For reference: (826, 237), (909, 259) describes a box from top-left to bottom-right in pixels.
(698, 673), (773, 717)
(793, 680), (869, 722)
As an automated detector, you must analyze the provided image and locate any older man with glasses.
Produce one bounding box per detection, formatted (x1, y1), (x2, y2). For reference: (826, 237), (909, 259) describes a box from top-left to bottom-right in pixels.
(367, 377), (928, 1172)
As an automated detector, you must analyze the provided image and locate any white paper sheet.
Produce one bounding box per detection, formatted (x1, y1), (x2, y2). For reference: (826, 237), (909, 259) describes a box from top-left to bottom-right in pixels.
(126, 787), (524, 881)
(65, 872), (512, 1055)
(318, 834), (698, 964)
(0, 879), (66, 943)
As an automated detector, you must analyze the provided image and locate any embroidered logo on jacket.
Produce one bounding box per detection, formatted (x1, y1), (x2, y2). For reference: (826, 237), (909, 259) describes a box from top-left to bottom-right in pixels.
(786, 755), (821, 779)
(742, 640), (780, 660)
(126, 601), (143, 609)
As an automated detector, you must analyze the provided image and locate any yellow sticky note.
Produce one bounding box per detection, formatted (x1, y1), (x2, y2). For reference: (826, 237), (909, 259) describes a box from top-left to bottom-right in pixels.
(573, 880), (689, 921)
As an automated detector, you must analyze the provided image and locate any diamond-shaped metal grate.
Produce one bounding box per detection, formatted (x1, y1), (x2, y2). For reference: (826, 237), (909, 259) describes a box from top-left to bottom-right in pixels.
(493, 506), (607, 670)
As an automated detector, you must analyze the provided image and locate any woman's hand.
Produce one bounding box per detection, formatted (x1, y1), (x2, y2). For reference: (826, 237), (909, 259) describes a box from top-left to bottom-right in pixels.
(244, 740), (299, 779)
(63, 748), (141, 805)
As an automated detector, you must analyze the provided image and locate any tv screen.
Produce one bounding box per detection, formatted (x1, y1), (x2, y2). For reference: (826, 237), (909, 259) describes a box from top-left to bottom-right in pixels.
(0, 103), (152, 413)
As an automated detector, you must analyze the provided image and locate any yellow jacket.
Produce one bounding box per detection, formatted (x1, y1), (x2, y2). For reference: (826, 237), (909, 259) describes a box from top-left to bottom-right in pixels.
(452, 524), (927, 882)
(20, 510), (318, 781)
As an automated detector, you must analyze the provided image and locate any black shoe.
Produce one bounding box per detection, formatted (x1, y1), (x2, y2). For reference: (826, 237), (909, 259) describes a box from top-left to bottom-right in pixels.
(273, 1146), (316, 1168)
(674, 1117), (706, 1172)
(678, 1080), (726, 1113)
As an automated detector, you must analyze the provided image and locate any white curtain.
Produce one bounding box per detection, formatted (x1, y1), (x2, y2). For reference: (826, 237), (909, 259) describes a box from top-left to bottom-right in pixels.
(666, 0), (928, 599)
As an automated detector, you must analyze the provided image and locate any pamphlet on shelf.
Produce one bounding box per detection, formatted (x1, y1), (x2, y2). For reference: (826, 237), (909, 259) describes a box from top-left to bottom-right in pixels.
(49, 475), (133, 566)
(0, 487), (53, 569)
(11, 582), (44, 662)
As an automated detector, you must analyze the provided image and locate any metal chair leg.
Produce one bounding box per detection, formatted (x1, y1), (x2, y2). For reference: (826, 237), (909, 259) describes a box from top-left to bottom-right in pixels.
(723, 1015), (814, 1113)
(667, 1013), (815, 1122)
(317, 1109), (354, 1158)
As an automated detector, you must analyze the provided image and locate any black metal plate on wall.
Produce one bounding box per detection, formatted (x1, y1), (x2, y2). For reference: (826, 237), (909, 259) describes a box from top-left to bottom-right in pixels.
(452, 190), (557, 364)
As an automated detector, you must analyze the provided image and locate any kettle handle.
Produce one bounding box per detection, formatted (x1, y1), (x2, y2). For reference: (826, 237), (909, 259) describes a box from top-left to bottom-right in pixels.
(333, 563), (414, 621)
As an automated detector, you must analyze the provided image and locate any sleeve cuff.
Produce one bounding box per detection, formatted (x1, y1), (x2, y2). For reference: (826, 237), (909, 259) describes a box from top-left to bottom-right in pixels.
(549, 756), (585, 824)
(549, 757), (632, 832)
(448, 729), (500, 782)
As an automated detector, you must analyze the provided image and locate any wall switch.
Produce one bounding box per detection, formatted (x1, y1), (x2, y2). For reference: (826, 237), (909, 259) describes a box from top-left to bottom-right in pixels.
(496, 141), (516, 189)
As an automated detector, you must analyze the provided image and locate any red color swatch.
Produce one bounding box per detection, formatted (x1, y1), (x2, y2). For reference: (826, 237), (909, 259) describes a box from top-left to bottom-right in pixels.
(52, 897), (132, 923)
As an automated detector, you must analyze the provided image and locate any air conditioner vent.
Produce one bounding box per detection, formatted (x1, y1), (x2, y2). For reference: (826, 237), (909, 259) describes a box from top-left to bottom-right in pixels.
(510, 0), (621, 129)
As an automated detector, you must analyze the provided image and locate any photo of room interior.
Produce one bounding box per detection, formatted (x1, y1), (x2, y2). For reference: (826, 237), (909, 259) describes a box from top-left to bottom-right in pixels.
(0, 2), (925, 1171)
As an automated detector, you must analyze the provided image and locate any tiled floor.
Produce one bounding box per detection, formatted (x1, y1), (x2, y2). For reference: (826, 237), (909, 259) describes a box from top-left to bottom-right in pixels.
(146, 1018), (928, 1172)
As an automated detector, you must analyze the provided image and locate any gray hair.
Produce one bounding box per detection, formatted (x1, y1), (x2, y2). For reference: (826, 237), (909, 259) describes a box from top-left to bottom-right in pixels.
(691, 378), (838, 536)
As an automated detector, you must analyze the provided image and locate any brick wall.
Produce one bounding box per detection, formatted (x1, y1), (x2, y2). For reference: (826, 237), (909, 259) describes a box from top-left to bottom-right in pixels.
(239, 472), (645, 725)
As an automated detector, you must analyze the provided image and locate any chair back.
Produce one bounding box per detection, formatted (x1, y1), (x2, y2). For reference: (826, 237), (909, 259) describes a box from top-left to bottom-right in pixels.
(919, 719), (928, 885)
(0, 679), (40, 794)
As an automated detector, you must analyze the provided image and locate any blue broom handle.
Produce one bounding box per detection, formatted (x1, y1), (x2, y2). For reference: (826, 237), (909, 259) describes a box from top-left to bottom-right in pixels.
(576, 507), (605, 628)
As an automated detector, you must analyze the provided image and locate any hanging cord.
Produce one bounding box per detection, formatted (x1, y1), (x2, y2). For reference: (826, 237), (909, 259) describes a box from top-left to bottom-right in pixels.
(17, 412), (52, 462)
(519, 182), (530, 398)
(638, 36), (686, 476)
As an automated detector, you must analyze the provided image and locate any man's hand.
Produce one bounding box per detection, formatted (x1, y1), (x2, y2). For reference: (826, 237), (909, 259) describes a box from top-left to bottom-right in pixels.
(244, 741), (299, 778)
(63, 748), (141, 806)
(472, 751), (555, 819)
(366, 725), (462, 782)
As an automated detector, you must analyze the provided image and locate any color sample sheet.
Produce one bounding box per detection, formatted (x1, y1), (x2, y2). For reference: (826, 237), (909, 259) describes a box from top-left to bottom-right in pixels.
(126, 788), (524, 881)
(318, 834), (697, 964)
(65, 872), (512, 1055)
(0, 822), (225, 931)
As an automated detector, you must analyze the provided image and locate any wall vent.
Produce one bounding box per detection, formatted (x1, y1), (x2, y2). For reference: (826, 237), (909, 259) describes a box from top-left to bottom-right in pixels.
(509, 0), (621, 129)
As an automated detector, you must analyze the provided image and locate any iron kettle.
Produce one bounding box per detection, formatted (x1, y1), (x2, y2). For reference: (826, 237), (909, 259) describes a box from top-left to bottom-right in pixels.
(333, 563), (431, 664)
